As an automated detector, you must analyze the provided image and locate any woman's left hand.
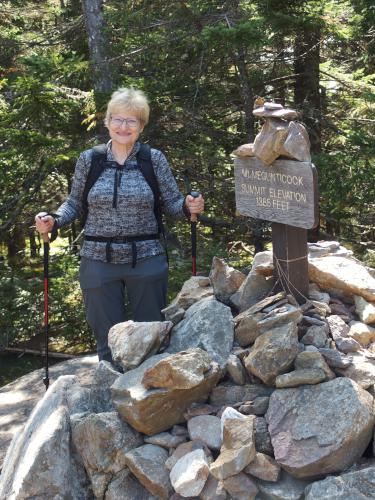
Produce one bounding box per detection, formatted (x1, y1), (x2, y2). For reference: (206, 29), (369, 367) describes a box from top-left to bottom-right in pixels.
(185, 193), (204, 216)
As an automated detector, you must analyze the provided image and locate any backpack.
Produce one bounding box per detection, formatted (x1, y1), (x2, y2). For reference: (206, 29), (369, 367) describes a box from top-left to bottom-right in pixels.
(81, 143), (167, 265)
(81, 143), (163, 233)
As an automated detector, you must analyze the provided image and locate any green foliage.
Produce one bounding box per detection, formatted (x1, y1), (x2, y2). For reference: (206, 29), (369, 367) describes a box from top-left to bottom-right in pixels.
(0, 0), (374, 370)
(0, 247), (94, 351)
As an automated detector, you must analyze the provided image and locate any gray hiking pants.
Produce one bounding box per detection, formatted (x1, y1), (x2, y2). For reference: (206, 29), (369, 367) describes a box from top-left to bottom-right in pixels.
(79, 254), (168, 363)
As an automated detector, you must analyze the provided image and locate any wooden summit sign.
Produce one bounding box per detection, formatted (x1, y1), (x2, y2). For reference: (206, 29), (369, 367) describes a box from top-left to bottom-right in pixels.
(234, 157), (318, 229)
(234, 155), (319, 303)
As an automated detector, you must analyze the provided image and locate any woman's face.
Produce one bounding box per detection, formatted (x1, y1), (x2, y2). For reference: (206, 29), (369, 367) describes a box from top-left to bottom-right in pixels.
(107, 108), (144, 148)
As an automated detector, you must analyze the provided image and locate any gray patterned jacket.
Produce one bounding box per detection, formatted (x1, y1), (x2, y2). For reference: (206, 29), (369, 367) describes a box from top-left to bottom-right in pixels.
(55, 141), (187, 263)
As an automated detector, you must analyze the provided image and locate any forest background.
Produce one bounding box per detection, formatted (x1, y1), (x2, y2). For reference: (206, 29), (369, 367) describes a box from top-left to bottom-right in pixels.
(0, 0), (374, 378)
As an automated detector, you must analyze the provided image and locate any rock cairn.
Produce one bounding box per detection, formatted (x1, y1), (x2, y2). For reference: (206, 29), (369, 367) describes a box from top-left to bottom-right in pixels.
(1, 241), (375, 499)
(232, 99), (311, 165)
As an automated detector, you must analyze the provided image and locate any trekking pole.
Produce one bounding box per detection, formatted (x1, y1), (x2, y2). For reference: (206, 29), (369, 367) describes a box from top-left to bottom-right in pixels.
(190, 191), (200, 276)
(41, 232), (50, 391)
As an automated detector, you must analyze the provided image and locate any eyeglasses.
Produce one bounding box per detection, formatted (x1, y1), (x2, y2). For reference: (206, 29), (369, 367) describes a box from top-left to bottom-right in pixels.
(110, 117), (140, 128)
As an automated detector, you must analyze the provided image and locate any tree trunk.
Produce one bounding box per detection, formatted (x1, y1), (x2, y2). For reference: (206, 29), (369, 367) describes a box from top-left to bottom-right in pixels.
(294, 24), (321, 153)
(81, 0), (113, 141)
(7, 225), (26, 262)
(235, 46), (255, 143)
(29, 229), (37, 258)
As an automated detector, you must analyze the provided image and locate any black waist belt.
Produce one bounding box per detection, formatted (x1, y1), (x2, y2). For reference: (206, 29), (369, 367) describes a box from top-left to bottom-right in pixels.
(84, 234), (160, 266)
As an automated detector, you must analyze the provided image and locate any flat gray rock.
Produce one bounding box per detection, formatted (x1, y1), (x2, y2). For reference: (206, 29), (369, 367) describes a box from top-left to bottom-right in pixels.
(209, 256), (245, 304)
(230, 272), (274, 313)
(244, 321), (299, 386)
(301, 325), (328, 348)
(222, 472), (258, 499)
(226, 354), (247, 385)
(105, 469), (156, 500)
(144, 432), (186, 449)
(200, 474), (227, 500)
(234, 303), (301, 347)
(305, 465), (375, 499)
(318, 348), (353, 369)
(294, 351), (335, 381)
(275, 368), (326, 388)
(91, 360), (121, 412)
(188, 415), (222, 450)
(255, 470), (310, 500)
(335, 351), (375, 389)
(124, 444), (172, 499)
(209, 383), (273, 407)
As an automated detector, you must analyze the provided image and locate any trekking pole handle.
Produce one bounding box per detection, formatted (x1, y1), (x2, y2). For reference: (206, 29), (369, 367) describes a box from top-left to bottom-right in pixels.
(41, 232), (50, 243)
(189, 191), (201, 223)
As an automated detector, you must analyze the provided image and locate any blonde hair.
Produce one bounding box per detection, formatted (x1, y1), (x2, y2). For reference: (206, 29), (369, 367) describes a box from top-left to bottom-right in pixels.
(105, 87), (150, 126)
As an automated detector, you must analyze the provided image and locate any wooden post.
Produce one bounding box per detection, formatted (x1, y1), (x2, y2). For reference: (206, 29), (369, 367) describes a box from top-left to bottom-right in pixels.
(272, 223), (308, 304)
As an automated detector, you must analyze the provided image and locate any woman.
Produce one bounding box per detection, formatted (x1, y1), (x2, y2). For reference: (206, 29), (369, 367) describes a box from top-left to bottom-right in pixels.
(35, 87), (204, 363)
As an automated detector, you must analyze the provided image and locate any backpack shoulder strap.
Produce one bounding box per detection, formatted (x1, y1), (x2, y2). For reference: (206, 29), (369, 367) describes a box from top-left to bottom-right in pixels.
(136, 144), (163, 233)
(137, 143), (159, 196)
(81, 144), (107, 226)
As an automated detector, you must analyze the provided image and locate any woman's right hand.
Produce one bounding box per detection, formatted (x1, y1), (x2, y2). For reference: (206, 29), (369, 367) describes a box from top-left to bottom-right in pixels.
(35, 212), (55, 235)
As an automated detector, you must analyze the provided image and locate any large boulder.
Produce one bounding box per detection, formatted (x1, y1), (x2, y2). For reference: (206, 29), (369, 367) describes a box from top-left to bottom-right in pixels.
(308, 255), (375, 302)
(111, 353), (221, 435)
(71, 411), (143, 499)
(108, 320), (172, 371)
(0, 376), (90, 500)
(266, 378), (375, 479)
(168, 298), (234, 369)
(244, 321), (300, 386)
(0, 354), (97, 471)
(305, 465), (375, 500)
(209, 257), (246, 303)
(142, 348), (212, 390)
